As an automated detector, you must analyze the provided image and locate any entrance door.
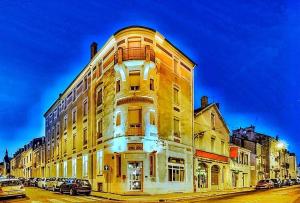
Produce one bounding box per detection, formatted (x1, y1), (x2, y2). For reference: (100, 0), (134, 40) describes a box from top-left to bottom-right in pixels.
(128, 162), (143, 191)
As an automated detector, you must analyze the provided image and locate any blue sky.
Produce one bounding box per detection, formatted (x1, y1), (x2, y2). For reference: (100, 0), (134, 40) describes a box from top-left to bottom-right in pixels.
(0, 0), (299, 160)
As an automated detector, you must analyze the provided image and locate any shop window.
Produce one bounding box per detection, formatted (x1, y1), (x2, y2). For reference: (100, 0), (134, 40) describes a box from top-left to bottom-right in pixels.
(116, 153), (121, 177)
(128, 109), (142, 128)
(97, 88), (103, 106)
(150, 79), (154, 91)
(168, 164), (185, 182)
(82, 154), (88, 177)
(72, 158), (77, 177)
(97, 150), (103, 175)
(116, 113), (121, 126)
(197, 163), (208, 188)
(116, 80), (121, 93)
(150, 111), (155, 125)
(129, 72), (140, 91)
(63, 160), (67, 177)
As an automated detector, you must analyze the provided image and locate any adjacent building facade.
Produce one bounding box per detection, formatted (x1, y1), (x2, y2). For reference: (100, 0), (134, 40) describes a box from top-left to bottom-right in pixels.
(194, 96), (231, 191)
(43, 26), (196, 194)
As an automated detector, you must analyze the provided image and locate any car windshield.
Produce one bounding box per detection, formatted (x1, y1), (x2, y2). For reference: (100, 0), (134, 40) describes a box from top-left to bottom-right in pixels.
(0, 180), (21, 187)
(81, 180), (90, 185)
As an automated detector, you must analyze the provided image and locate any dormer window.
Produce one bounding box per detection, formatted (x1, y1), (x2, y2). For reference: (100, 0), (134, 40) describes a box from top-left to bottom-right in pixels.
(129, 71), (140, 91)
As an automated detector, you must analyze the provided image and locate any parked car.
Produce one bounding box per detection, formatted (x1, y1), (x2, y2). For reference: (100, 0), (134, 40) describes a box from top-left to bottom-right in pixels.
(255, 179), (274, 189)
(37, 178), (49, 189)
(18, 178), (26, 185)
(50, 178), (68, 192)
(270, 179), (282, 187)
(45, 177), (56, 190)
(59, 179), (91, 195)
(0, 178), (25, 198)
(282, 179), (293, 186)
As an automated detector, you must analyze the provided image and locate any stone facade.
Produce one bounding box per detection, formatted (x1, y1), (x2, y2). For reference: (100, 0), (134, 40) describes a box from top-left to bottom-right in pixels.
(43, 26), (195, 194)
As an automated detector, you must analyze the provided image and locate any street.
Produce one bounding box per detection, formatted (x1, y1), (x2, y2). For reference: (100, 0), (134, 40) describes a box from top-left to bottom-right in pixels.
(1, 186), (300, 203)
(186, 185), (300, 203)
(0, 187), (110, 203)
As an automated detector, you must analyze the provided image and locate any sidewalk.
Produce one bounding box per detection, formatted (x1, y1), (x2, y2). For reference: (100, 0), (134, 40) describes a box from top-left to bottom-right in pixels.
(91, 187), (255, 202)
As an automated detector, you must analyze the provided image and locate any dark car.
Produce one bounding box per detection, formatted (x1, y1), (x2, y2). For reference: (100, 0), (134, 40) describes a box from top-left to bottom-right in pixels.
(59, 179), (91, 195)
(270, 179), (282, 187)
(255, 179), (274, 189)
(32, 178), (40, 187)
(282, 179), (292, 186)
(291, 179), (298, 185)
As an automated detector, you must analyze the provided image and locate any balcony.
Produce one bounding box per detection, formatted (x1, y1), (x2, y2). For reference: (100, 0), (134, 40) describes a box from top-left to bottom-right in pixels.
(114, 46), (155, 65)
(126, 123), (144, 136)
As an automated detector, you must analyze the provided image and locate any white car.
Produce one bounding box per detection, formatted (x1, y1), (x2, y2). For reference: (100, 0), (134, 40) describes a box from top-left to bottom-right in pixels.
(37, 178), (49, 189)
(0, 178), (25, 198)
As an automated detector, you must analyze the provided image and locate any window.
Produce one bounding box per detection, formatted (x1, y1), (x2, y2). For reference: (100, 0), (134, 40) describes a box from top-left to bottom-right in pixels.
(150, 111), (155, 125)
(72, 158), (77, 178)
(116, 113), (121, 126)
(129, 72), (140, 91)
(116, 80), (121, 93)
(173, 87), (179, 105)
(63, 160), (67, 177)
(83, 100), (88, 116)
(244, 154), (249, 165)
(150, 79), (154, 91)
(168, 164), (184, 182)
(97, 88), (103, 106)
(221, 141), (225, 155)
(115, 153), (121, 177)
(72, 108), (77, 124)
(211, 137), (215, 152)
(56, 163), (59, 177)
(128, 109), (142, 128)
(72, 89), (76, 102)
(174, 118), (180, 138)
(56, 144), (59, 156)
(64, 138), (67, 153)
(150, 152), (156, 177)
(97, 119), (103, 139)
(72, 134), (76, 149)
(97, 150), (103, 175)
(64, 115), (67, 131)
(174, 59), (179, 74)
(82, 154), (88, 177)
(56, 123), (60, 136)
(84, 76), (88, 90)
(83, 128), (87, 145)
(211, 113), (215, 129)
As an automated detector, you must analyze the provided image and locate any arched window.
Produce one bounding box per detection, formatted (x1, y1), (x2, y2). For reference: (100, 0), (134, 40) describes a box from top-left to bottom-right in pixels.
(211, 165), (220, 185)
(198, 163), (208, 188)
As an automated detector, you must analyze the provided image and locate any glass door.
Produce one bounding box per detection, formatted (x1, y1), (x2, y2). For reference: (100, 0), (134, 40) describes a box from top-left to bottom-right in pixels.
(128, 162), (143, 191)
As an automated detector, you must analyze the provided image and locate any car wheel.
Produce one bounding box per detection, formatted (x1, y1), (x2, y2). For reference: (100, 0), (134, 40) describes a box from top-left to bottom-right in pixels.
(70, 188), (76, 196)
(60, 187), (63, 194)
(21, 194), (26, 198)
(86, 192), (91, 196)
(53, 187), (56, 192)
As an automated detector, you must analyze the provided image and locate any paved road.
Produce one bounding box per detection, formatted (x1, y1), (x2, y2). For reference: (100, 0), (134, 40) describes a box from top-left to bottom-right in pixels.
(0, 187), (112, 203)
(185, 185), (300, 203)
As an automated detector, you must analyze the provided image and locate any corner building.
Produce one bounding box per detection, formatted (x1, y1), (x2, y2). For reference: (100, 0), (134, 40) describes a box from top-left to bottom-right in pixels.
(44, 26), (196, 194)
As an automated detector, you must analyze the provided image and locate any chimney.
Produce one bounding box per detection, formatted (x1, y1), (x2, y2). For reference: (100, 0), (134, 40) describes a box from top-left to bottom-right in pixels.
(201, 96), (208, 108)
(90, 42), (98, 59)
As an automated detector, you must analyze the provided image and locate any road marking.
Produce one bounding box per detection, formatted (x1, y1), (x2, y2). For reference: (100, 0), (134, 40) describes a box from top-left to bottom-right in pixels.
(61, 197), (83, 202)
(48, 199), (66, 203)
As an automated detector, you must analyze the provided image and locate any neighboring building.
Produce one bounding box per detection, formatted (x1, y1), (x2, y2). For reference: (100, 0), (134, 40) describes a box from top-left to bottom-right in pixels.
(288, 153), (297, 179)
(32, 137), (46, 178)
(0, 162), (4, 176)
(22, 143), (33, 178)
(10, 148), (25, 178)
(297, 163), (300, 178)
(229, 145), (251, 188)
(232, 126), (290, 180)
(194, 96), (230, 191)
(43, 26), (196, 194)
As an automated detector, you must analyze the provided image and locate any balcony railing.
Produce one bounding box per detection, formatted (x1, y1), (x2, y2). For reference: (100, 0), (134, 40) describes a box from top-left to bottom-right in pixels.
(114, 46), (155, 65)
(126, 123), (144, 136)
